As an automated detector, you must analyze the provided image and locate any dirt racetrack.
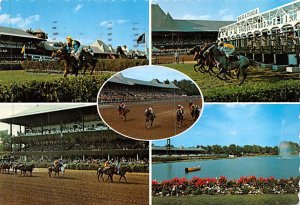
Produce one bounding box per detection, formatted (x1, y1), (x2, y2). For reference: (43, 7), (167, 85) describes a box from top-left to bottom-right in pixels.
(99, 98), (202, 140)
(0, 169), (148, 205)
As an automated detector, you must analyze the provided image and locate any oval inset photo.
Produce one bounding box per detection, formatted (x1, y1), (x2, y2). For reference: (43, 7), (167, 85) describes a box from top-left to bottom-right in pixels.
(97, 65), (203, 140)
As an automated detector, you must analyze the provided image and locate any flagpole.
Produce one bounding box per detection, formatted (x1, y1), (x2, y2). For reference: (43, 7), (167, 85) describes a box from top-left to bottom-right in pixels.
(145, 33), (147, 56)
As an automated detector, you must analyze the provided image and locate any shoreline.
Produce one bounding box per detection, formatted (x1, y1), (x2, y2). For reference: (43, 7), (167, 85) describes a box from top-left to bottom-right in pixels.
(152, 153), (297, 164)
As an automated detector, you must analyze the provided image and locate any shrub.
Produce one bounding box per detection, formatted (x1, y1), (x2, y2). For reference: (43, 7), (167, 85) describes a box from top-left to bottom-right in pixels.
(21, 59), (149, 73)
(0, 75), (112, 102)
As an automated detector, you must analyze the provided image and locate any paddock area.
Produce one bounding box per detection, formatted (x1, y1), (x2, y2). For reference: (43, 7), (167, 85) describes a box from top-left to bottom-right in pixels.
(0, 168), (148, 205)
(99, 99), (202, 140)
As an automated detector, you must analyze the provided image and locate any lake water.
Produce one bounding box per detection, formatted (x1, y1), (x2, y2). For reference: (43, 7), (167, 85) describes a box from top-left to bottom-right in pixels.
(152, 155), (299, 181)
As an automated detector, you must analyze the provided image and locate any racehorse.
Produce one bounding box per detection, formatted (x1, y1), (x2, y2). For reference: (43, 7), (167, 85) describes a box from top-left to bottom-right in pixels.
(51, 46), (79, 77)
(48, 163), (61, 177)
(189, 104), (201, 121)
(203, 44), (258, 85)
(189, 44), (217, 75)
(97, 165), (132, 183)
(51, 46), (97, 77)
(0, 163), (12, 174)
(116, 106), (130, 121)
(97, 166), (115, 182)
(19, 164), (35, 176)
(13, 164), (24, 175)
(116, 46), (128, 59)
(145, 108), (156, 129)
(176, 109), (184, 128)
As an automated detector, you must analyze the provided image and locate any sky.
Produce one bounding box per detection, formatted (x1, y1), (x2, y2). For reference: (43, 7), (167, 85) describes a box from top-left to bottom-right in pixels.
(153, 0), (295, 21)
(121, 65), (191, 81)
(0, 0), (149, 49)
(0, 103), (38, 135)
(153, 104), (300, 147)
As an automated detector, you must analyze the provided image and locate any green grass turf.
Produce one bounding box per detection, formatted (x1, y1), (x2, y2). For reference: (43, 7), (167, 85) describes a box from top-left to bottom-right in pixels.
(153, 194), (299, 205)
(163, 63), (300, 96)
(0, 70), (63, 83)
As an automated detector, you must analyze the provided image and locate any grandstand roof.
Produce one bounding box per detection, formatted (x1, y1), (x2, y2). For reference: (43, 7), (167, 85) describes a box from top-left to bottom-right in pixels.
(152, 4), (234, 32)
(108, 73), (180, 89)
(0, 26), (42, 40)
(90, 40), (114, 54)
(0, 104), (98, 127)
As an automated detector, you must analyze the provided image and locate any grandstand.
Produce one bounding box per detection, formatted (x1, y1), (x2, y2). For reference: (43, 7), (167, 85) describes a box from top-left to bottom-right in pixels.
(152, 4), (234, 52)
(0, 104), (148, 161)
(0, 26), (47, 61)
(99, 73), (184, 103)
(218, 1), (300, 65)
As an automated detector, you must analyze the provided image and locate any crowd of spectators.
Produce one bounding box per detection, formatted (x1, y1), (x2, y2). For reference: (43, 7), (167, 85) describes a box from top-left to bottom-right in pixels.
(99, 87), (184, 103)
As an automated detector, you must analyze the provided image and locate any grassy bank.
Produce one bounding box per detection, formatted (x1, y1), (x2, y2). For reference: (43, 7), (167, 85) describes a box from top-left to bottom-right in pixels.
(153, 194), (298, 205)
(164, 63), (300, 102)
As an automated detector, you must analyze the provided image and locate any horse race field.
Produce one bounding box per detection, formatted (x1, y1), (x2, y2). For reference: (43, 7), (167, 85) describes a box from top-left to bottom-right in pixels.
(0, 168), (149, 205)
(164, 63), (300, 102)
(99, 98), (202, 140)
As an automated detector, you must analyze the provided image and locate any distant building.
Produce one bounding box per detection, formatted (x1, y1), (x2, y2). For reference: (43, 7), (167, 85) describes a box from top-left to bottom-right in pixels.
(0, 104), (148, 161)
(152, 4), (234, 50)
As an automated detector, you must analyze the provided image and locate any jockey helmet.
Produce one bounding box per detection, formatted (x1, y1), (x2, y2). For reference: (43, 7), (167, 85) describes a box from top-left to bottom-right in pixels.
(66, 36), (73, 40)
(218, 41), (224, 47)
(177, 104), (181, 108)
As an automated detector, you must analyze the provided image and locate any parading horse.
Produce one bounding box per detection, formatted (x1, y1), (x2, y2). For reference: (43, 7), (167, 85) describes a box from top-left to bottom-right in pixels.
(0, 163), (12, 174)
(176, 107), (184, 128)
(51, 46), (97, 77)
(203, 44), (258, 85)
(190, 44), (217, 75)
(115, 106), (131, 121)
(189, 103), (201, 121)
(145, 108), (156, 129)
(97, 165), (132, 183)
(19, 164), (35, 176)
(48, 163), (61, 177)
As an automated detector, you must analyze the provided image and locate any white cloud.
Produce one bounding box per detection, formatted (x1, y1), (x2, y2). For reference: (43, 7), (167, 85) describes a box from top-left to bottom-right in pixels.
(99, 19), (129, 27)
(222, 15), (235, 21)
(0, 13), (40, 29)
(116, 19), (129, 24)
(74, 4), (83, 12)
(182, 14), (211, 20)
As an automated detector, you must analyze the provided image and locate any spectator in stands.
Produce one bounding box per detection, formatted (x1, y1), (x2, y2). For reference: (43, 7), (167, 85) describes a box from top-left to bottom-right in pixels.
(122, 45), (129, 55)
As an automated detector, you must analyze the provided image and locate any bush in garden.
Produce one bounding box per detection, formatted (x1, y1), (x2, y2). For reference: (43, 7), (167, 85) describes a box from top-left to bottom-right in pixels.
(0, 75), (112, 102)
(21, 59), (149, 73)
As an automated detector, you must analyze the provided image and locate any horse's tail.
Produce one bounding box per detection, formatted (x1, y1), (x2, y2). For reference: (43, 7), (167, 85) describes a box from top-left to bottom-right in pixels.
(249, 59), (259, 68)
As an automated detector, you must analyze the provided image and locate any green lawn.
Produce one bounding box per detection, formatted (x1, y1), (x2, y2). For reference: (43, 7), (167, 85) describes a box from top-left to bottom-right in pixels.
(0, 70), (63, 83)
(153, 194), (299, 205)
(163, 63), (300, 102)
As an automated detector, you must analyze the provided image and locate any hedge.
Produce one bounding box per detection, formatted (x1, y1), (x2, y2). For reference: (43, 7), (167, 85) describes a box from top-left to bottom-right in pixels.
(204, 80), (300, 102)
(22, 59), (149, 73)
(32, 161), (148, 173)
(0, 62), (23, 70)
(0, 75), (112, 102)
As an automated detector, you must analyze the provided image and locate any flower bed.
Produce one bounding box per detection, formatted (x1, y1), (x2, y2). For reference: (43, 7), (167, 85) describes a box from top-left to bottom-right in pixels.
(152, 176), (299, 196)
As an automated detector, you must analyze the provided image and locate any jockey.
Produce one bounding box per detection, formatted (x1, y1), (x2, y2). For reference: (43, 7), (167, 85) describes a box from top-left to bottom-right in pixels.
(116, 160), (121, 174)
(177, 104), (184, 114)
(104, 160), (110, 170)
(145, 107), (153, 114)
(66, 36), (83, 60)
(118, 102), (126, 110)
(218, 41), (235, 58)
